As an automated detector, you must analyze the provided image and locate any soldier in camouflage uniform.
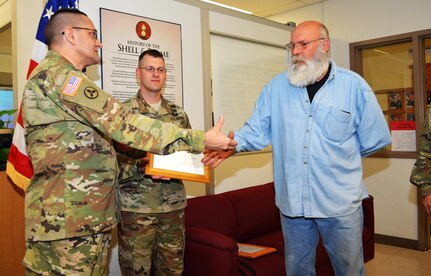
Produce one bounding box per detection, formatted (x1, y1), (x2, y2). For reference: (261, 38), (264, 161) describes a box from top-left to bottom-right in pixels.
(21, 9), (235, 275)
(410, 108), (431, 217)
(117, 49), (190, 276)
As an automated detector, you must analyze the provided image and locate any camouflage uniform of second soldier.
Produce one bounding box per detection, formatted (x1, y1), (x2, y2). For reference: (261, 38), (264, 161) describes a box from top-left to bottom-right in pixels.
(117, 92), (190, 276)
(21, 50), (205, 275)
(410, 108), (431, 199)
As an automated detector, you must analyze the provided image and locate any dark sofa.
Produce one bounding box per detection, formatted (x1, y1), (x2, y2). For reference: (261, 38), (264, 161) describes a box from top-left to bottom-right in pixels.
(184, 182), (374, 276)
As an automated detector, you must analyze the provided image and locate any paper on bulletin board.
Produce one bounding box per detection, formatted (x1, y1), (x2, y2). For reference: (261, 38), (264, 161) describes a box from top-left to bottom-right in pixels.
(390, 121), (416, 152)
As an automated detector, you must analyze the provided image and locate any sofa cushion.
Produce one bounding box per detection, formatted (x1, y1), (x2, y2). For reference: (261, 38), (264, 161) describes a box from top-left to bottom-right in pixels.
(185, 194), (238, 239)
(225, 182), (281, 241)
(245, 230), (284, 257)
(184, 227), (239, 276)
(239, 253), (286, 276)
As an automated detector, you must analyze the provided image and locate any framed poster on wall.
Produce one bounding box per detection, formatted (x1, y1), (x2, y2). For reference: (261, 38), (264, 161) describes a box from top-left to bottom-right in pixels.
(99, 8), (183, 105)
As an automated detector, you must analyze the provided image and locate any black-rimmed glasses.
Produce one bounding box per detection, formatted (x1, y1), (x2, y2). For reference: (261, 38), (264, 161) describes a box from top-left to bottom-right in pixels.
(285, 38), (325, 51)
(61, 27), (98, 40)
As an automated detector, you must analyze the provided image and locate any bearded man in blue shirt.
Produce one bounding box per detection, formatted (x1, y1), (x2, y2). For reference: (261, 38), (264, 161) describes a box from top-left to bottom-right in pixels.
(205, 21), (391, 275)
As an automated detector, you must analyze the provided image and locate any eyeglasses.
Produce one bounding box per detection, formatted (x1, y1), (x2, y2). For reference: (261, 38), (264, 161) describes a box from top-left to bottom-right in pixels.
(139, 66), (167, 74)
(285, 38), (325, 51)
(61, 27), (98, 40)
(73, 27), (98, 40)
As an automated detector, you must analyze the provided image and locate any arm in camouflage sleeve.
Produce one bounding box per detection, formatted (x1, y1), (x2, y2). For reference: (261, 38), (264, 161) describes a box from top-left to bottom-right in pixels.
(409, 108), (431, 217)
(410, 108), (431, 197)
(60, 71), (205, 155)
(117, 152), (145, 183)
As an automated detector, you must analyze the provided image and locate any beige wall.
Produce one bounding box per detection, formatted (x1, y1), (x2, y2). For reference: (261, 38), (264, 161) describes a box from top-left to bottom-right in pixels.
(0, 0), (11, 28)
(13, 0), (41, 105)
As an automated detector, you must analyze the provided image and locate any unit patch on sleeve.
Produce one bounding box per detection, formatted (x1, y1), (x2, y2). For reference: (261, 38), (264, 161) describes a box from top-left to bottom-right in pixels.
(84, 87), (99, 99)
(62, 74), (83, 97)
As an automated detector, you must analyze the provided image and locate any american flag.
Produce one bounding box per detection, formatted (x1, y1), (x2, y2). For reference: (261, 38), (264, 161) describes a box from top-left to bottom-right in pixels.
(6, 0), (79, 191)
(63, 74), (83, 96)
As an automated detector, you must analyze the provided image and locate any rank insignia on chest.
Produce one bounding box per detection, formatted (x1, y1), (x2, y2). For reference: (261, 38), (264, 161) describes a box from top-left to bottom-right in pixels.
(62, 74), (83, 97)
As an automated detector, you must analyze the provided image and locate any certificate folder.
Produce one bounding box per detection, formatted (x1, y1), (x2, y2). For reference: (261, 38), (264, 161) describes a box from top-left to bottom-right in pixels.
(145, 152), (211, 183)
(237, 243), (277, 259)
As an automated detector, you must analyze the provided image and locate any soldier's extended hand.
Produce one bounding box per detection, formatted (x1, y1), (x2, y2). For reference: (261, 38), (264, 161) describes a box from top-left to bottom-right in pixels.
(204, 115), (237, 151)
(202, 130), (236, 168)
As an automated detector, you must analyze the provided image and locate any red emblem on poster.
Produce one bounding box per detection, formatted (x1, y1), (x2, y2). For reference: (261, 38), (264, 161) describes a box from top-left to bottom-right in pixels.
(136, 21), (152, 40)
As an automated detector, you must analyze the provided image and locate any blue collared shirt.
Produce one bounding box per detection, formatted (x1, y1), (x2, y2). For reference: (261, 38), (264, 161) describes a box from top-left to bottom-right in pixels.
(235, 60), (391, 218)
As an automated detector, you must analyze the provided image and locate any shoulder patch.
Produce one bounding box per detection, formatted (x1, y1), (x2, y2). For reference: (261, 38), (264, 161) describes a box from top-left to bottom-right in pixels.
(62, 73), (83, 97)
(84, 86), (99, 99)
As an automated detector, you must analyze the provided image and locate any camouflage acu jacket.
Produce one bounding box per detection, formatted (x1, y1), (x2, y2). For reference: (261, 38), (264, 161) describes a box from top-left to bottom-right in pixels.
(410, 108), (431, 197)
(22, 50), (204, 241)
(118, 93), (190, 213)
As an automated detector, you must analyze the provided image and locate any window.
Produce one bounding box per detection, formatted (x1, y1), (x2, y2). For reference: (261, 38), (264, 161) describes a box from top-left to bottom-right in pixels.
(0, 87), (14, 128)
(0, 23), (14, 129)
(211, 33), (286, 135)
(350, 29), (431, 158)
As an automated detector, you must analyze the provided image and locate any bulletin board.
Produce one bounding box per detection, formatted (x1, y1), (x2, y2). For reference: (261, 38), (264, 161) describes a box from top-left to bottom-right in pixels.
(211, 33), (287, 135)
(375, 87), (416, 152)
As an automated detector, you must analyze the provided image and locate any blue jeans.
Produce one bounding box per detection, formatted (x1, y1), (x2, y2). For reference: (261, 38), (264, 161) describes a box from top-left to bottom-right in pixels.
(280, 207), (364, 276)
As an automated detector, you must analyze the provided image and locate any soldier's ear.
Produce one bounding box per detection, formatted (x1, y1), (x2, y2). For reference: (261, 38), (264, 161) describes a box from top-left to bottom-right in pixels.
(61, 27), (78, 46)
(136, 67), (140, 83)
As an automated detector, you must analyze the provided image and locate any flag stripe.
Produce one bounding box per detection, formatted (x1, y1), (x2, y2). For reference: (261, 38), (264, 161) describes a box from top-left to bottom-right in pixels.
(26, 60), (39, 80)
(6, 160), (31, 191)
(8, 146), (32, 178)
(6, 103), (32, 190)
(31, 39), (49, 64)
(11, 119), (27, 154)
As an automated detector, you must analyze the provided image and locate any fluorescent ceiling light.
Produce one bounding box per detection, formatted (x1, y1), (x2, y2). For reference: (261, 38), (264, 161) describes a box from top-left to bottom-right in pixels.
(200, 0), (253, 14)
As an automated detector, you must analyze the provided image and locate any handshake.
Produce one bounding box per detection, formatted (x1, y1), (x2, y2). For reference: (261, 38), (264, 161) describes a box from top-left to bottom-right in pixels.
(202, 116), (236, 168)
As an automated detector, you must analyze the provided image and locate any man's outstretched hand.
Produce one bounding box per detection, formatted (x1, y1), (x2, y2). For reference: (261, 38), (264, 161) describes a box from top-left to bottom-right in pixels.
(204, 115), (237, 151)
(202, 130), (236, 168)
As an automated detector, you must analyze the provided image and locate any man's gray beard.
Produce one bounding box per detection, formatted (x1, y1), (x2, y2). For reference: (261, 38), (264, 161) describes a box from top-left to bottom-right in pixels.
(287, 50), (329, 87)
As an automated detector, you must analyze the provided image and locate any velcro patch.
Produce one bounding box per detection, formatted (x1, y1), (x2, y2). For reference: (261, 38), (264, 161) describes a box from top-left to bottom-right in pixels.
(84, 87), (99, 99)
(62, 74), (83, 97)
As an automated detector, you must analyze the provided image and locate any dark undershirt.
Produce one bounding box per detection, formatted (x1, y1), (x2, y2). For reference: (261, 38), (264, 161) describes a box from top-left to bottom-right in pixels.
(306, 63), (332, 103)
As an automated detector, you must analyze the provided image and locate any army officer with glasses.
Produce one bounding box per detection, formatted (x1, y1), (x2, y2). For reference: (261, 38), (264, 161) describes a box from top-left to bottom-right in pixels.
(116, 49), (191, 276)
(21, 9), (235, 275)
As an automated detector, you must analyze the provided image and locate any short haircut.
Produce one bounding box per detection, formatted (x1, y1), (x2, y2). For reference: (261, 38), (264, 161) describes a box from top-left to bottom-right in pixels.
(138, 49), (165, 64)
(45, 8), (87, 46)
